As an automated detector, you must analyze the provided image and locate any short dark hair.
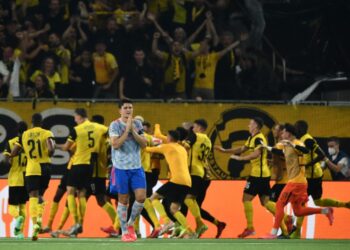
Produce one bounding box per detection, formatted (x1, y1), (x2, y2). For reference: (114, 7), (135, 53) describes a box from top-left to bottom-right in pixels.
(168, 130), (180, 141)
(32, 113), (42, 126)
(253, 117), (264, 129)
(284, 123), (296, 136)
(194, 119), (208, 130)
(295, 120), (308, 135)
(274, 123), (285, 131)
(328, 136), (340, 145)
(118, 98), (133, 108)
(17, 121), (28, 135)
(143, 121), (151, 128)
(176, 127), (188, 141)
(74, 108), (87, 118)
(92, 114), (104, 124)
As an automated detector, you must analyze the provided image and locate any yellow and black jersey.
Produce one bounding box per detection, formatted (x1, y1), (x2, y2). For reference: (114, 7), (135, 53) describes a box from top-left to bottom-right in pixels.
(16, 127), (54, 176)
(244, 132), (270, 178)
(186, 132), (212, 178)
(142, 133), (154, 173)
(3, 137), (27, 187)
(300, 133), (323, 179)
(94, 128), (110, 178)
(68, 120), (108, 166)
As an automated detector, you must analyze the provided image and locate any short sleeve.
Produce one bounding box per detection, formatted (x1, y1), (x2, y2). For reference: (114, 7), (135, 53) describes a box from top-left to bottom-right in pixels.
(109, 121), (120, 138)
(15, 135), (23, 148)
(107, 54), (118, 69)
(304, 138), (316, 150)
(68, 128), (77, 142)
(244, 137), (251, 148)
(254, 137), (263, 148)
(134, 120), (144, 135)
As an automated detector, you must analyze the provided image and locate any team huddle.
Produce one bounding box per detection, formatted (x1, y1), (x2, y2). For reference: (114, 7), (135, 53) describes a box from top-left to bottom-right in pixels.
(2, 99), (350, 241)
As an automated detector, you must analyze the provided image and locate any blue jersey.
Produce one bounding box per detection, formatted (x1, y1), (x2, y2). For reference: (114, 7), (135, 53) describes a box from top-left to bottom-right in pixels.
(109, 118), (144, 170)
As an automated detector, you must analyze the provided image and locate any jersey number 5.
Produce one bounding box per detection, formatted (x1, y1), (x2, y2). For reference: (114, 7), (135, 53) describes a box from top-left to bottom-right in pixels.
(88, 131), (95, 148)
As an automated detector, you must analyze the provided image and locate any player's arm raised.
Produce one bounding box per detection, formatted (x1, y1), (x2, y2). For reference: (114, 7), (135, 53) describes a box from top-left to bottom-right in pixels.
(214, 145), (247, 155)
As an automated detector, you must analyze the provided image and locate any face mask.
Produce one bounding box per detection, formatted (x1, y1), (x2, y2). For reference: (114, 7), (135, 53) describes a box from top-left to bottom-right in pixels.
(328, 147), (336, 156)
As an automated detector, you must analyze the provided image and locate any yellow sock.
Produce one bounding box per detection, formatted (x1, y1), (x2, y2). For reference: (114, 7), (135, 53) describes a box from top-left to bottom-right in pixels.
(314, 199), (346, 207)
(78, 197), (87, 225)
(144, 198), (161, 228)
(37, 201), (45, 219)
(48, 202), (59, 228)
(134, 215), (140, 232)
(8, 205), (19, 218)
(265, 201), (276, 214)
(152, 199), (170, 224)
(113, 212), (121, 231)
(213, 218), (219, 226)
(29, 197), (39, 225)
(243, 201), (254, 230)
(19, 204), (26, 231)
(102, 202), (117, 224)
(184, 198), (203, 227)
(58, 206), (70, 230)
(174, 211), (192, 232)
(67, 195), (78, 224)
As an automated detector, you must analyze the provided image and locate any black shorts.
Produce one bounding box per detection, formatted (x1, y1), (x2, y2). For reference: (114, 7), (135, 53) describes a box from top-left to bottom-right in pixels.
(58, 170), (69, 192)
(307, 177), (323, 200)
(106, 181), (118, 200)
(244, 176), (271, 197)
(9, 186), (29, 205)
(196, 179), (211, 206)
(156, 182), (190, 204)
(188, 175), (205, 197)
(25, 163), (51, 195)
(67, 164), (93, 190)
(145, 169), (159, 197)
(87, 177), (107, 196)
(270, 183), (286, 202)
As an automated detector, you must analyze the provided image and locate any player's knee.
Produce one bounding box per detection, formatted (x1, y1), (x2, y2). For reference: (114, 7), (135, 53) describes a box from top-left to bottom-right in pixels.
(170, 203), (180, 214)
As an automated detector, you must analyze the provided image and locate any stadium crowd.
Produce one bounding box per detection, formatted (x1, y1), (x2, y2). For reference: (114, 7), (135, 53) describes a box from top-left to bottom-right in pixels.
(0, 0), (281, 101)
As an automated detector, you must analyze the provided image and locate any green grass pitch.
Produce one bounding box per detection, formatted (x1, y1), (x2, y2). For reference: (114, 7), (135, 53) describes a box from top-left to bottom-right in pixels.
(1, 238), (350, 250)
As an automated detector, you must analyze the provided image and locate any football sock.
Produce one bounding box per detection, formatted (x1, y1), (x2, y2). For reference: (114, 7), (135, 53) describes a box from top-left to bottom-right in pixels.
(243, 201), (254, 230)
(8, 205), (19, 218)
(128, 201), (144, 226)
(266, 201), (288, 235)
(152, 199), (170, 224)
(314, 198), (346, 208)
(78, 197), (87, 225)
(185, 198), (203, 227)
(37, 201), (45, 219)
(29, 197), (39, 225)
(102, 202), (117, 223)
(19, 204), (26, 231)
(117, 202), (128, 235)
(58, 206), (70, 230)
(134, 215), (140, 232)
(174, 211), (192, 232)
(144, 198), (161, 228)
(67, 195), (78, 224)
(48, 202), (59, 228)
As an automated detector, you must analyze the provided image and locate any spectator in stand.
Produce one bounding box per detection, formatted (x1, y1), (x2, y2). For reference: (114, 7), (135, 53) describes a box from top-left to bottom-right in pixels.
(147, 12), (207, 49)
(62, 16), (88, 59)
(70, 48), (95, 99)
(26, 74), (54, 98)
(324, 137), (350, 181)
(214, 31), (239, 100)
(30, 56), (61, 96)
(45, 0), (69, 34)
(48, 32), (71, 97)
(100, 17), (125, 67)
(92, 39), (119, 98)
(119, 47), (154, 99)
(152, 32), (190, 99)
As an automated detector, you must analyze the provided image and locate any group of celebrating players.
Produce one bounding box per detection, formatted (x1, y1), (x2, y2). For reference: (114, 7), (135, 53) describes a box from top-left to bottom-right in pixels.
(2, 99), (350, 241)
